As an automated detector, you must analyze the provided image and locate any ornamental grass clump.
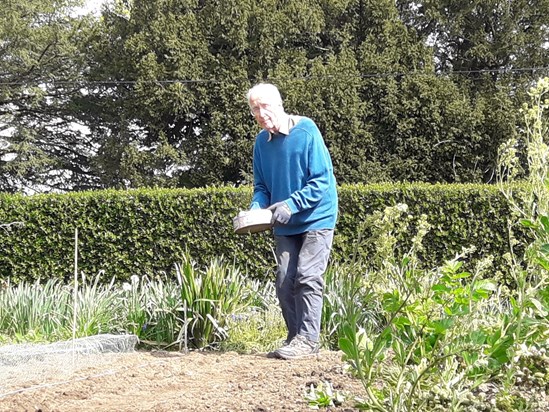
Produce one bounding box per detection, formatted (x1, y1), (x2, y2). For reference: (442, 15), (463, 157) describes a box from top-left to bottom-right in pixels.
(120, 275), (148, 338)
(133, 274), (182, 346)
(0, 252), (258, 351)
(219, 279), (287, 353)
(0, 278), (69, 343)
(0, 274), (124, 343)
(174, 251), (255, 350)
(322, 261), (381, 351)
(71, 273), (121, 337)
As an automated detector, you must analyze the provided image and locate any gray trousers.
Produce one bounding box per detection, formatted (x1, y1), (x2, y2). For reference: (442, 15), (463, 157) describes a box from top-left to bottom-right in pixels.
(274, 229), (334, 343)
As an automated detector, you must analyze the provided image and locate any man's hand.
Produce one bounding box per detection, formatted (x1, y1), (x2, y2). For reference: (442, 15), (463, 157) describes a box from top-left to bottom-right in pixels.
(267, 201), (292, 225)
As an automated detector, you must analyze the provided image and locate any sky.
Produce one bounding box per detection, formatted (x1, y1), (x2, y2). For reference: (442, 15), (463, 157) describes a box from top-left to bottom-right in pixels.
(75, 0), (107, 16)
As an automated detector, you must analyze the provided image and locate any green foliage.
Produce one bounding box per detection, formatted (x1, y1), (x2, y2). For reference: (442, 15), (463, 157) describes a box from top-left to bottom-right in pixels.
(0, 278), (70, 343)
(331, 77), (549, 411)
(0, 186), (268, 281)
(0, 183), (531, 283)
(305, 380), (345, 409)
(0, 275), (123, 343)
(0, 252), (257, 350)
(322, 262), (381, 351)
(336, 211), (502, 410)
(174, 251), (253, 349)
(71, 274), (120, 336)
(218, 279), (288, 353)
(132, 275), (181, 345)
(219, 307), (287, 354)
(81, 0), (546, 188)
(0, 0), (97, 192)
(398, 1), (549, 74)
(336, 182), (530, 283)
(120, 275), (148, 338)
(2, 0), (546, 191)
(496, 77), (549, 394)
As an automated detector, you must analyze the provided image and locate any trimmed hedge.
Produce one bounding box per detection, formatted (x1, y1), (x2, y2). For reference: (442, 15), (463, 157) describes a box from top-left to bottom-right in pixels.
(0, 183), (529, 283)
(337, 183), (528, 277)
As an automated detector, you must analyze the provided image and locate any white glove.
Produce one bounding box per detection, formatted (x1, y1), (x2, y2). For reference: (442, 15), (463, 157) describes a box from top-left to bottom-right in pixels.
(267, 201), (292, 225)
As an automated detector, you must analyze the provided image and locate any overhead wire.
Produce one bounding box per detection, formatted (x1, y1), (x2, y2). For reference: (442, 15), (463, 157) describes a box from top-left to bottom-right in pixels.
(0, 66), (547, 87)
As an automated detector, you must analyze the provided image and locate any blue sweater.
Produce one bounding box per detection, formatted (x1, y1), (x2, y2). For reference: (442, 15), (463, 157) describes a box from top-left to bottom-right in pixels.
(251, 117), (338, 236)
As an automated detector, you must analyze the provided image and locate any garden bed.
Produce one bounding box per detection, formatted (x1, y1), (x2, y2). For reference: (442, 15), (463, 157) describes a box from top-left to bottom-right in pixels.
(1, 349), (365, 411)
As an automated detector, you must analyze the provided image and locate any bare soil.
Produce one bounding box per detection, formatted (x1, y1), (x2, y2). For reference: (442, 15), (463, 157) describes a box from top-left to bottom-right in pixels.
(1, 349), (365, 412)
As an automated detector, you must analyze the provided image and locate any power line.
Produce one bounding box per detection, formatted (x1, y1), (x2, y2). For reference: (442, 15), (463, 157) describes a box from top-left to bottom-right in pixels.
(0, 66), (548, 87)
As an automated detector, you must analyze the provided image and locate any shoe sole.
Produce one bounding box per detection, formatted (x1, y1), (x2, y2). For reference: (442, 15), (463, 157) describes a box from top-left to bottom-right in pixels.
(277, 351), (319, 360)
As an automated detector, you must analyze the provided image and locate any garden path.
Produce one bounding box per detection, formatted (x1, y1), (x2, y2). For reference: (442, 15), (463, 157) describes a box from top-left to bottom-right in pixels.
(2, 349), (364, 411)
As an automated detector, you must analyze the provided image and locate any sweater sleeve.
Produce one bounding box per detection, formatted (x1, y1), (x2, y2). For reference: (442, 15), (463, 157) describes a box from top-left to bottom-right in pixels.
(251, 138), (271, 208)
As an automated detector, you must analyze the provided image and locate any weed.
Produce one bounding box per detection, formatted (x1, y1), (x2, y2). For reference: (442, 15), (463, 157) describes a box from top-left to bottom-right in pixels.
(305, 380), (345, 409)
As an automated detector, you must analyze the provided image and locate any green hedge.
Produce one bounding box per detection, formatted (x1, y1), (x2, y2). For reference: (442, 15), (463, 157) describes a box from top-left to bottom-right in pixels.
(337, 183), (529, 277)
(0, 183), (529, 283)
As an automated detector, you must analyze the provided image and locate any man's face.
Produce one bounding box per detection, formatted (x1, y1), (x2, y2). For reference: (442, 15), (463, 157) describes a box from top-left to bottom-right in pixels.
(249, 95), (282, 133)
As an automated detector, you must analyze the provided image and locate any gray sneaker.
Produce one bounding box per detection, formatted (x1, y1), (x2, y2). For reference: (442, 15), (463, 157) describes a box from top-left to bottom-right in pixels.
(276, 335), (319, 360)
(266, 339), (290, 359)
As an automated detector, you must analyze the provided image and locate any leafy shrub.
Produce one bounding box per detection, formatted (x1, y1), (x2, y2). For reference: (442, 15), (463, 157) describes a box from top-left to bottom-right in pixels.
(0, 183), (530, 284)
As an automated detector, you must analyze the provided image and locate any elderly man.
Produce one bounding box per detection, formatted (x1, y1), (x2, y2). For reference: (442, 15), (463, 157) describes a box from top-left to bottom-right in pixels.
(246, 83), (338, 360)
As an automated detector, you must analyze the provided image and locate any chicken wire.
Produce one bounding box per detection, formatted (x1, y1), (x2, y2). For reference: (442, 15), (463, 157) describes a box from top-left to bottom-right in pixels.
(0, 334), (138, 398)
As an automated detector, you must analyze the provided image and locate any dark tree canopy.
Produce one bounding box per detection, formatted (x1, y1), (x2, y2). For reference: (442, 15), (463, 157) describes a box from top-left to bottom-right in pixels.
(1, 0), (548, 192)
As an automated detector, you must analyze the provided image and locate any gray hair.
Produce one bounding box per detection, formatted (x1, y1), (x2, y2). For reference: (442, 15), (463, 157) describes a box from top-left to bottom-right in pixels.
(246, 83), (284, 108)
